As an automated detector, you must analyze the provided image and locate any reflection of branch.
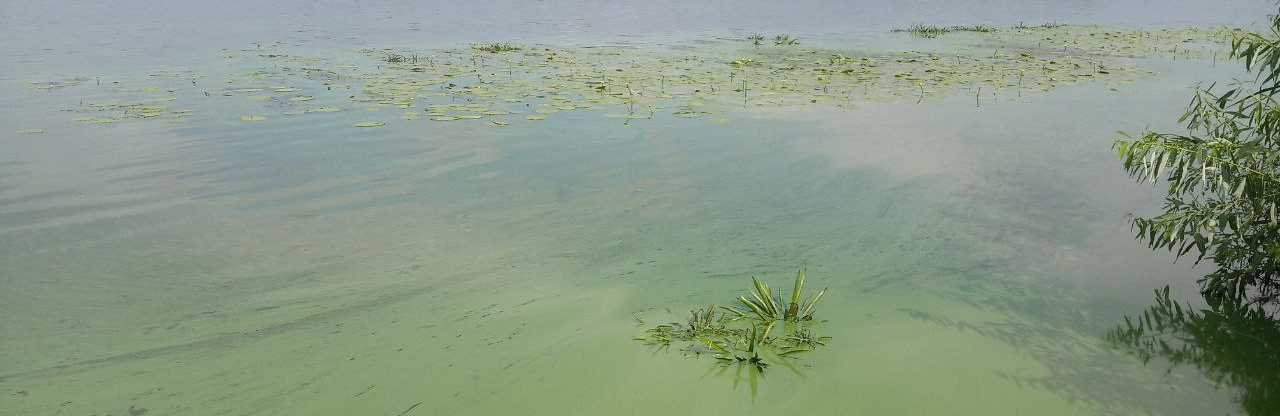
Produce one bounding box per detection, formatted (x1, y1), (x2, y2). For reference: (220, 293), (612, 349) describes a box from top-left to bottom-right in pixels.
(1107, 286), (1280, 415)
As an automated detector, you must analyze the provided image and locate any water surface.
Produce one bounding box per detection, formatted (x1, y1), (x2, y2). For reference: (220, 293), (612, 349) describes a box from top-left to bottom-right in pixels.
(1, 1), (1274, 415)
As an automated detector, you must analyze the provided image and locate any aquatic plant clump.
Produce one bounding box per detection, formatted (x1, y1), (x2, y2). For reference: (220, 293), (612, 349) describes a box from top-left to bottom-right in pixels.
(635, 271), (830, 373)
(773, 34), (799, 46)
(471, 43), (521, 53)
(1013, 21), (1067, 30)
(724, 270), (826, 322)
(891, 24), (997, 38)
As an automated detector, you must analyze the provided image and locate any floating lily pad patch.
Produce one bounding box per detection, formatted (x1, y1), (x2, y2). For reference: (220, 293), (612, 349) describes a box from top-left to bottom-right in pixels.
(45, 24), (1238, 130)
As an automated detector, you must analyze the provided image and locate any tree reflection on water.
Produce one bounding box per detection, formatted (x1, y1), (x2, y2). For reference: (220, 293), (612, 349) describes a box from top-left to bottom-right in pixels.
(1107, 287), (1279, 415)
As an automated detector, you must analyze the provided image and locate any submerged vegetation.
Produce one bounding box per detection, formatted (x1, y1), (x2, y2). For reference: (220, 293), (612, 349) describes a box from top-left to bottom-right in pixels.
(636, 270), (829, 374)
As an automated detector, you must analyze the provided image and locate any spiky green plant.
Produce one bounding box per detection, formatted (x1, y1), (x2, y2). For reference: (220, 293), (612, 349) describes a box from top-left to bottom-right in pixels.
(471, 43), (520, 53)
(786, 269), (805, 320)
(735, 276), (782, 321)
(689, 304), (721, 332)
(634, 270), (831, 373)
(773, 34), (798, 46)
(731, 270), (826, 322)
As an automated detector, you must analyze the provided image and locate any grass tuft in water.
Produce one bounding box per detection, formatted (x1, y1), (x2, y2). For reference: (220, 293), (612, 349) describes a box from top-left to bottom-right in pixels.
(773, 34), (799, 45)
(635, 270), (830, 374)
(1013, 21), (1066, 29)
(472, 43), (521, 53)
(383, 52), (407, 63)
(891, 24), (997, 38)
(729, 269), (825, 322)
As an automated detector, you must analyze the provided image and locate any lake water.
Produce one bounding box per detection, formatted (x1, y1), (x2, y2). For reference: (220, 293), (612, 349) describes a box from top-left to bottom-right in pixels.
(1, 1), (1276, 415)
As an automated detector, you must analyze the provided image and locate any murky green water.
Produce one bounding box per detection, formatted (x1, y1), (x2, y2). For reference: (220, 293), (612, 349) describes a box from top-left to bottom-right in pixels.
(2, 1), (1276, 415)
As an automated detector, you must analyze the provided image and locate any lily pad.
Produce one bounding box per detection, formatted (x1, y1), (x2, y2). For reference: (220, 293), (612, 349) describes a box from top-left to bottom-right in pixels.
(17, 129), (44, 134)
(352, 122), (386, 127)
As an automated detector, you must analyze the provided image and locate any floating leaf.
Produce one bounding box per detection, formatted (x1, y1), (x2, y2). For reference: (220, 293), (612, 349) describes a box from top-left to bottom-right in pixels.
(352, 122), (386, 127)
(16, 129), (44, 134)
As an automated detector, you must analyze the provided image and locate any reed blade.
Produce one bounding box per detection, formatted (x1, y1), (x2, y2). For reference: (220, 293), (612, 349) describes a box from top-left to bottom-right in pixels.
(802, 287), (827, 318)
(751, 276), (777, 315)
(791, 269), (806, 305)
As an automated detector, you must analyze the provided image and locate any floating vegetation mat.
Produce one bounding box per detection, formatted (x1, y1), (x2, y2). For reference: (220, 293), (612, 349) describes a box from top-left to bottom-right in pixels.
(635, 270), (829, 374)
(28, 25), (1239, 128)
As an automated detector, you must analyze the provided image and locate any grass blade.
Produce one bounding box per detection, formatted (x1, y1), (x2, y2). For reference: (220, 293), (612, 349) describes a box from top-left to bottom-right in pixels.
(801, 287), (827, 319)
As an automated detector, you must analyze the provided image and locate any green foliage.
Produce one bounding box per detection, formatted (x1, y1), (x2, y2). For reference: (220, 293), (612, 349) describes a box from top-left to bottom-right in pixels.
(782, 327), (831, 350)
(728, 270), (826, 322)
(471, 43), (520, 53)
(635, 271), (831, 374)
(1107, 287), (1279, 414)
(746, 34), (765, 46)
(1114, 15), (1280, 306)
(891, 24), (997, 38)
(1013, 21), (1065, 30)
(773, 34), (799, 46)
